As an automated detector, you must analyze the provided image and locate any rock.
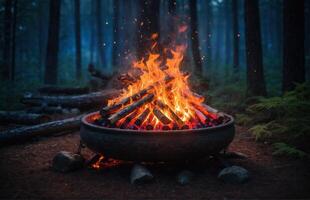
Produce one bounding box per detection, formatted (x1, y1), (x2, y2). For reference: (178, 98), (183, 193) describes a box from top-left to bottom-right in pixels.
(52, 151), (84, 173)
(218, 165), (250, 184)
(130, 164), (153, 184)
(177, 170), (194, 185)
(62, 109), (71, 114)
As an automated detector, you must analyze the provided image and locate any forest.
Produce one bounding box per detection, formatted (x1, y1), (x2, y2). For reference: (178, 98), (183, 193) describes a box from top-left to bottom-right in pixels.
(0, 0), (310, 199)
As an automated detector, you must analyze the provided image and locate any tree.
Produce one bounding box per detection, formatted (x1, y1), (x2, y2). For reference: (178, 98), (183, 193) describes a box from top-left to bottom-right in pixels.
(189, 0), (203, 76)
(2, 0), (13, 80)
(244, 0), (266, 96)
(44, 0), (61, 85)
(168, 0), (177, 16)
(112, 0), (120, 69)
(282, 0), (305, 92)
(137, 0), (160, 59)
(205, 0), (213, 70)
(95, 0), (106, 69)
(74, 0), (82, 80)
(232, 0), (239, 73)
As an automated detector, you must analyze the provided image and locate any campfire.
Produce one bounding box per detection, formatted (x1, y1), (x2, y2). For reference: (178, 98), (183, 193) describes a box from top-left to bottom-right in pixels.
(92, 34), (229, 131)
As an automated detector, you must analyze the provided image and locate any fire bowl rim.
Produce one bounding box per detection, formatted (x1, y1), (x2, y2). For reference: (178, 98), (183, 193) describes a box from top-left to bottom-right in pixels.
(82, 111), (234, 135)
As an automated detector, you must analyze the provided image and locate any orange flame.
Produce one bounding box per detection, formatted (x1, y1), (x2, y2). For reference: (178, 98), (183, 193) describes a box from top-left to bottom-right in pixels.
(107, 33), (206, 129)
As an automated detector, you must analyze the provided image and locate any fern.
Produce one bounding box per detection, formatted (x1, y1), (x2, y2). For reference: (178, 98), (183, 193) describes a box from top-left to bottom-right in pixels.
(249, 124), (272, 141)
(273, 143), (308, 158)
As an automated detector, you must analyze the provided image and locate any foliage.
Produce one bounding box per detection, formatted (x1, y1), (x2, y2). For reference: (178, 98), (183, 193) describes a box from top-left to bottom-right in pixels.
(273, 143), (307, 159)
(237, 83), (310, 158)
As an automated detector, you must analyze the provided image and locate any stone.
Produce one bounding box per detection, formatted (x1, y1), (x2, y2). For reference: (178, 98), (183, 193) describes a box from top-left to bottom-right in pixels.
(52, 151), (84, 173)
(177, 170), (194, 185)
(70, 108), (80, 114)
(218, 165), (250, 184)
(130, 164), (153, 184)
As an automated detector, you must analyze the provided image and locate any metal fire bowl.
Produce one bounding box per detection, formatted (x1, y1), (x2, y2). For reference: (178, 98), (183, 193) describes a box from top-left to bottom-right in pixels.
(80, 112), (235, 162)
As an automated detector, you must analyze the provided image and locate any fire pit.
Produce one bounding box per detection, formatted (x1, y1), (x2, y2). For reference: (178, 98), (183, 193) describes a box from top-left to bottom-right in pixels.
(81, 112), (234, 162)
(80, 33), (235, 163)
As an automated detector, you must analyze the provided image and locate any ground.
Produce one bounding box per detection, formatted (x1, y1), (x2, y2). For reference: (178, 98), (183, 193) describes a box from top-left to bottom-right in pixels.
(0, 126), (310, 199)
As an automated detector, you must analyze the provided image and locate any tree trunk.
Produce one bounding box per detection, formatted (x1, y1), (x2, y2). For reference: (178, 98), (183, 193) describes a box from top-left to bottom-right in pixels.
(168, 0), (177, 16)
(112, 0), (120, 69)
(244, 0), (266, 96)
(282, 0), (305, 92)
(95, 0), (106, 69)
(190, 0), (203, 76)
(2, 0), (13, 80)
(74, 0), (82, 80)
(232, 0), (239, 73)
(89, 0), (96, 64)
(137, 0), (160, 59)
(224, 0), (231, 66)
(44, 0), (61, 85)
(11, 0), (17, 81)
(206, 0), (213, 70)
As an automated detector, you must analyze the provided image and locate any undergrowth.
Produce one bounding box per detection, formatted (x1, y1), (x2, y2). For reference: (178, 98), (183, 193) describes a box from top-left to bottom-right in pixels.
(236, 83), (310, 159)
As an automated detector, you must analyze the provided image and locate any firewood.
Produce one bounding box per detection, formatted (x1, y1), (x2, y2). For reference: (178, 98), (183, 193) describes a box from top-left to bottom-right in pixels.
(193, 108), (207, 124)
(0, 111), (51, 125)
(100, 76), (173, 116)
(21, 89), (118, 109)
(38, 86), (89, 95)
(146, 124), (153, 130)
(108, 94), (154, 124)
(162, 125), (170, 130)
(155, 100), (184, 126)
(134, 108), (150, 126)
(0, 115), (84, 145)
(153, 107), (171, 125)
(120, 110), (139, 129)
(181, 124), (189, 129)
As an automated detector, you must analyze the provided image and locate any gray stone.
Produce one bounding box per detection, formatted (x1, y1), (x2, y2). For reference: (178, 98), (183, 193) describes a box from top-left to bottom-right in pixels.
(177, 170), (194, 185)
(130, 164), (153, 184)
(218, 165), (250, 184)
(70, 108), (80, 114)
(52, 151), (84, 173)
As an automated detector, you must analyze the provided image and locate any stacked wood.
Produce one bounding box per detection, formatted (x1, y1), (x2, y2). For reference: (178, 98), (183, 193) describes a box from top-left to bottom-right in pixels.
(38, 86), (89, 95)
(153, 107), (171, 124)
(21, 89), (118, 109)
(134, 108), (150, 126)
(155, 100), (184, 126)
(108, 94), (154, 124)
(0, 111), (51, 125)
(0, 115), (84, 145)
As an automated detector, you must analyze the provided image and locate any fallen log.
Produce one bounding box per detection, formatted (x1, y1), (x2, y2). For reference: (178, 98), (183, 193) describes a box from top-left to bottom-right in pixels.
(38, 86), (89, 95)
(88, 63), (112, 81)
(21, 89), (118, 109)
(0, 115), (84, 145)
(26, 106), (64, 114)
(0, 111), (51, 125)
(108, 94), (154, 124)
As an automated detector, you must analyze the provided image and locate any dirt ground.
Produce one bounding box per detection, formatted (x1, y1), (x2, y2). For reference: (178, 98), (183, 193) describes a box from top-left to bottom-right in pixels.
(1, 126), (310, 199)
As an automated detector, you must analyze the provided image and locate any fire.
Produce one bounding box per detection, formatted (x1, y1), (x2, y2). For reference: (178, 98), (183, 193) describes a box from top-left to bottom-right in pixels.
(105, 33), (215, 130)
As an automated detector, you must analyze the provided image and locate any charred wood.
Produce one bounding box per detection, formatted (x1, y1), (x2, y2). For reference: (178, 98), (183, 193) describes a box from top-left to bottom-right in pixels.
(153, 107), (171, 125)
(134, 108), (150, 126)
(155, 100), (183, 126)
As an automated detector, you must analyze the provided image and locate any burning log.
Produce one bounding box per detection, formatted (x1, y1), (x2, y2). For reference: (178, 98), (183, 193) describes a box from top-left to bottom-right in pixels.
(0, 115), (83, 145)
(134, 108), (150, 126)
(0, 111), (51, 125)
(153, 107), (171, 125)
(155, 100), (184, 126)
(120, 110), (139, 129)
(146, 124), (153, 130)
(21, 90), (118, 109)
(100, 76), (174, 117)
(193, 108), (207, 125)
(38, 86), (89, 95)
(108, 94), (154, 124)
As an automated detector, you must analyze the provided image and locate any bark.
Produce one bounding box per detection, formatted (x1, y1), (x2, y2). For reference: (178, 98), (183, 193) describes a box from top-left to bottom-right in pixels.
(2, 0), (13, 80)
(21, 90), (118, 109)
(44, 0), (61, 85)
(11, 0), (17, 81)
(153, 107), (171, 125)
(282, 0), (305, 92)
(206, 0), (213, 70)
(38, 86), (89, 95)
(244, 0), (266, 96)
(0, 111), (50, 125)
(74, 0), (82, 80)
(95, 0), (106, 68)
(112, 0), (120, 69)
(137, 0), (160, 59)
(0, 115), (83, 145)
(190, 0), (203, 76)
(232, 0), (239, 73)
